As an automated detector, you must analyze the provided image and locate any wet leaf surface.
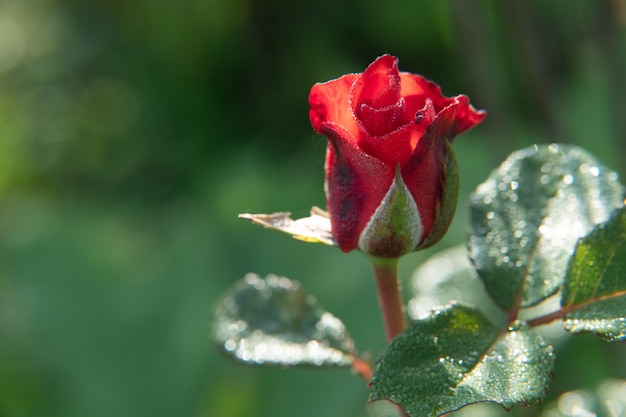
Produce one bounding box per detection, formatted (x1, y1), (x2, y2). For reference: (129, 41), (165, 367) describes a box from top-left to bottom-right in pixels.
(469, 144), (624, 311)
(369, 304), (554, 417)
(562, 206), (626, 342)
(212, 273), (355, 367)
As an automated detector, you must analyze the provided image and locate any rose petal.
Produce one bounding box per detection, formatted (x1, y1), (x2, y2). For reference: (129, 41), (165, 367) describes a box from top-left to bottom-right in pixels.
(356, 98), (412, 137)
(309, 74), (360, 145)
(400, 127), (446, 243)
(323, 125), (395, 252)
(430, 95), (487, 141)
(351, 55), (401, 111)
(357, 99), (436, 167)
(448, 95), (487, 137)
(399, 72), (454, 112)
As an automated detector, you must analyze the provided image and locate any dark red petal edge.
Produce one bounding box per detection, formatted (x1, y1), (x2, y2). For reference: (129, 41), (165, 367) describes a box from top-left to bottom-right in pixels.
(400, 128), (444, 244)
(322, 123), (395, 252)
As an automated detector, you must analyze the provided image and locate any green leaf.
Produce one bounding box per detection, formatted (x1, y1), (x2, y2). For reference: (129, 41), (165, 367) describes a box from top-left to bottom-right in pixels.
(369, 304), (554, 417)
(562, 206), (626, 342)
(239, 207), (336, 246)
(211, 273), (355, 367)
(469, 144), (624, 311)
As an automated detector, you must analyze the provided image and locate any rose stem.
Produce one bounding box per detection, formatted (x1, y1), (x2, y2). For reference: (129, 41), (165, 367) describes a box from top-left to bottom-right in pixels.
(371, 258), (406, 343)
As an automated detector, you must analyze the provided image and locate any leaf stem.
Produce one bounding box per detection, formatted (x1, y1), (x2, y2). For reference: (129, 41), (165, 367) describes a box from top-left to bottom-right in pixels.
(527, 289), (626, 327)
(525, 308), (569, 328)
(352, 356), (373, 383)
(508, 239), (540, 323)
(371, 258), (406, 343)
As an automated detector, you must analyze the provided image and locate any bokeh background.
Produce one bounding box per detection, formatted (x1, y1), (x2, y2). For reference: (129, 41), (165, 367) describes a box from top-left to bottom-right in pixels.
(0, 0), (625, 416)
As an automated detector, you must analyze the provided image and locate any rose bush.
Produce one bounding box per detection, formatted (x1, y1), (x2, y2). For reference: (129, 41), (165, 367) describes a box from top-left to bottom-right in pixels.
(309, 54), (486, 258)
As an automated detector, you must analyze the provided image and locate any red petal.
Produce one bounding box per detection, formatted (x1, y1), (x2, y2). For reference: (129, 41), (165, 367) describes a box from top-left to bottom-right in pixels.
(400, 97), (486, 243)
(401, 129), (445, 243)
(309, 74), (360, 144)
(356, 98), (413, 137)
(399, 72), (454, 112)
(323, 125), (395, 252)
(351, 55), (401, 110)
(351, 55), (418, 139)
(449, 95), (487, 138)
(430, 95), (487, 141)
(357, 99), (436, 167)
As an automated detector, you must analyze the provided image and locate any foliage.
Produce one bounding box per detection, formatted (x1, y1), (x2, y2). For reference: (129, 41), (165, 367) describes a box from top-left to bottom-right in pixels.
(216, 144), (626, 417)
(212, 273), (356, 367)
(369, 305), (553, 416)
(1, 1), (626, 417)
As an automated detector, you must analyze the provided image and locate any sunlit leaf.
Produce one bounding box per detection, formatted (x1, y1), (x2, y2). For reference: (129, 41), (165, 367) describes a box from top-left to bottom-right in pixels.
(369, 304), (554, 417)
(469, 144), (624, 311)
(239, 207), (336, 246)
(562, 207), (626, 342)
(211, 273), (355, 367)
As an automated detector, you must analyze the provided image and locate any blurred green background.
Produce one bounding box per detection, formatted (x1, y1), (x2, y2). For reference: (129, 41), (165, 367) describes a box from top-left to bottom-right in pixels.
(0, 0), (625, 416)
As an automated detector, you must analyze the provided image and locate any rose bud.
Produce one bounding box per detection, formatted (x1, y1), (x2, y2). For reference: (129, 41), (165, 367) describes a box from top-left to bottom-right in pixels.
(309, 54), (486, 258)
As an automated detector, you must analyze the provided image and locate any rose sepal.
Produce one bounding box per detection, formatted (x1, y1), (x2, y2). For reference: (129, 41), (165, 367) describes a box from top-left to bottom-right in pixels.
(357, 165), (422, 258)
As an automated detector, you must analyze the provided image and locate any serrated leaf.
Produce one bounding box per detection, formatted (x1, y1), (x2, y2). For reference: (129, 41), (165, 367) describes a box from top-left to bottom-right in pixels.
(239, 207), (336, 246)
(469, 144), (624, 311)
(211, 273), (355, 367)
(562, 206), (626, 342)
(369, 304), (554, 417)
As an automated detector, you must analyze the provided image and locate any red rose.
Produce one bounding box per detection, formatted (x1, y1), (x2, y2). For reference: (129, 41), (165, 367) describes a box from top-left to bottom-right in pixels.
(309, 55), (486, 258)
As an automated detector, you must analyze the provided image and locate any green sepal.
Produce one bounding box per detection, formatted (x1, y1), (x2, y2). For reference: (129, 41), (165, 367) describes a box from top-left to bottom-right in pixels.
(419, 139), (460, 250)
(358, 165), (422, 258)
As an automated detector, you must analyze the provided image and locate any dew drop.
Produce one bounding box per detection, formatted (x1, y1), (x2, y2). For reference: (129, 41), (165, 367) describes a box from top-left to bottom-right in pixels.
(548, 143), (560, 153)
